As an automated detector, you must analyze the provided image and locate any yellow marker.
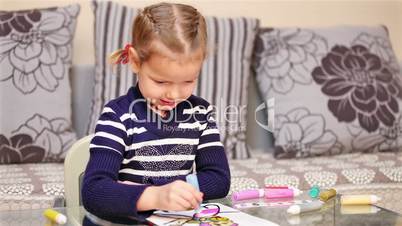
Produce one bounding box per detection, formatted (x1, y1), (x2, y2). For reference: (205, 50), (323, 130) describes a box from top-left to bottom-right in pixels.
(340, 195), (381, 205)
(43, 209), (67, 225)
(341, 205), (381, 215)
(319, 188), (336, 202)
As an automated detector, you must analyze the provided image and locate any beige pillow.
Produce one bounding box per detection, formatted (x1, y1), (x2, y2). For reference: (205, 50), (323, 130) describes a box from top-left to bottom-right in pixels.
(0, 4), (79, 163)
(253, 25), (402, 158)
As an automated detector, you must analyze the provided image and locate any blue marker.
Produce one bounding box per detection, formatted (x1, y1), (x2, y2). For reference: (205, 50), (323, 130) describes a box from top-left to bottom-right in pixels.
(186, 174), (200, 191)
(186, 174), (202, 213)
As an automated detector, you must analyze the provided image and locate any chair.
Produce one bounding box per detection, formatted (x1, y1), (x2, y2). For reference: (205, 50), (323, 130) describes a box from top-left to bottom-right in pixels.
(64, 135), (93, 208)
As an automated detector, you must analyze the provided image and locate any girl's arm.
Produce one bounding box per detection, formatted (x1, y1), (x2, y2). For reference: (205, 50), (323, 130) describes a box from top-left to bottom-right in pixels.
(81, 106), (153, 221)
(194, 114), (231, 200)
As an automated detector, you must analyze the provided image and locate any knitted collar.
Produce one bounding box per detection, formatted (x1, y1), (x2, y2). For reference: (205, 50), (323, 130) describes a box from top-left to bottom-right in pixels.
(126, 84), (198, 137)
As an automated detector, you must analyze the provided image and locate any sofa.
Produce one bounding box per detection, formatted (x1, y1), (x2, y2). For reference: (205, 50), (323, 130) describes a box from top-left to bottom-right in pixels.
(1, 0), (402, 216)
(2, 60), (402, 212)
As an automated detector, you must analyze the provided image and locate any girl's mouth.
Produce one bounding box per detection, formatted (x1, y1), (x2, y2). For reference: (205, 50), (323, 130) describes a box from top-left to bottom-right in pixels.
(160, 99), (175, 106)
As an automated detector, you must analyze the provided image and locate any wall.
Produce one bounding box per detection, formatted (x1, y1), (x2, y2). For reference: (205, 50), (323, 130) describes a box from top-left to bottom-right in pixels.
(1, 0), (402, 65)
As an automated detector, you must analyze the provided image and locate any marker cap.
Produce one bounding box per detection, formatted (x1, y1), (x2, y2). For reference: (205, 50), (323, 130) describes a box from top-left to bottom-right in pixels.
(43, 209), (67, 225)
(56, 214), (67, 224)
(287, 205), (301, 214)
(309, 186), (320, 198)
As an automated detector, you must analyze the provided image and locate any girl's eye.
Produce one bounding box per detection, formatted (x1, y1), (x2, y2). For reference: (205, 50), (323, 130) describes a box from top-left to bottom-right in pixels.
(155, 81), (166, 84)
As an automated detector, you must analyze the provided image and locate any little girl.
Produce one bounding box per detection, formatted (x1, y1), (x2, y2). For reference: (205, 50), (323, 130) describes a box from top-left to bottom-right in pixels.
(82, 2), (230, 225)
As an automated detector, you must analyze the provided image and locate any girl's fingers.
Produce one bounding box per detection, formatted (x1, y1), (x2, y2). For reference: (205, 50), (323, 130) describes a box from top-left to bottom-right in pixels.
(180, 181), (203, 205)
(180, 190), (200, 209)
(172, 194), (192, 211)
(165, 180), (203, 210)
(196, 192), (203, 203)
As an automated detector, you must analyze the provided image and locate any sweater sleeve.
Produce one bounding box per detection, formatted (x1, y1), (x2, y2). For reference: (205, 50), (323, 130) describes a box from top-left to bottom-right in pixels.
(81, 106), (152, 222)
(194, 112), (231, 200)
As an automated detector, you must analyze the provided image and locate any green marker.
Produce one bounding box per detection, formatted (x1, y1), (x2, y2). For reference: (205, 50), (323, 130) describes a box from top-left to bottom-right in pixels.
(309, 186), (320, 198)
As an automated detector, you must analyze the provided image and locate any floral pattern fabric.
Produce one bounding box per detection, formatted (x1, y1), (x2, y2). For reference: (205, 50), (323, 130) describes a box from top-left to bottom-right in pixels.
(229, 152), (402, 193)
(0, 6), (78, 94)
(253, 26), (402, 158)
(312, 44), (401, 133)
(0, 5), (79, 164)
(1, 152), (402, 213)
(253, 28), (328, 95)
(274, 107), (344, 159)
(228, 152), (402, 214)
(0, 114), (76, 164)
(0, 163), (63, 211)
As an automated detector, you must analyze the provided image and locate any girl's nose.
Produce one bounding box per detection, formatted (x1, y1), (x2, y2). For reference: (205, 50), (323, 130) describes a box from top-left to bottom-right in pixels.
(166, 86), (181, 100)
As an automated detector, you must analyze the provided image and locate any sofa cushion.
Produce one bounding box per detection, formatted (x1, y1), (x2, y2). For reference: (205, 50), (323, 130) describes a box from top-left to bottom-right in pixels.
(88, 0), (259, 159)
(229, 151), (402, 191)
(0, 5), (79, 163)
(230, 151), (402, 214)
(0, 163), (64, 211)
(1, 153), (401, 212)
(252, 25), (402, 159)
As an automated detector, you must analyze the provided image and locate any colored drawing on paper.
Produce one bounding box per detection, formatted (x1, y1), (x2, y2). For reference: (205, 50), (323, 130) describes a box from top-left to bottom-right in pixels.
(164, 215), (238, 226)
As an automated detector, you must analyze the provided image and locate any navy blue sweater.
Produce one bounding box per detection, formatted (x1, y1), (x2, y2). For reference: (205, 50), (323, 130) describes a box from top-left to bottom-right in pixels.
(81, 85), (230, 224)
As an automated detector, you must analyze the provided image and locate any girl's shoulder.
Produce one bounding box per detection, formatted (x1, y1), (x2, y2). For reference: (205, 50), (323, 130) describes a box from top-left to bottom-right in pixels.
(187, 95), (211, 108)
(102, 87), (136, 117)
(184, 95), (215, 120)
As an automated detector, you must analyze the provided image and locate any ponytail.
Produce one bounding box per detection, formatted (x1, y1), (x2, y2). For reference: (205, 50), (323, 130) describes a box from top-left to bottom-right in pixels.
(109, 44), (132, 65)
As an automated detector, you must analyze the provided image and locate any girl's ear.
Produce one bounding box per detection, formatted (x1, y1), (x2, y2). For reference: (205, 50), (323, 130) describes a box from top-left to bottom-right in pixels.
(129, 47), (141, 73)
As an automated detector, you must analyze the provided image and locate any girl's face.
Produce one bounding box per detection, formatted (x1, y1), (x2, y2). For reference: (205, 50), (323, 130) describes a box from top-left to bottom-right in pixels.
(129, 45), (204, 115)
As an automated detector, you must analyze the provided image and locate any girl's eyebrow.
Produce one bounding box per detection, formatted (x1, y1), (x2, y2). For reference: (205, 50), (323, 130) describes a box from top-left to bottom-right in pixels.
(146, 72), (165, 80)
(149, 73), (198, 83)
(152, 77), (169, 82)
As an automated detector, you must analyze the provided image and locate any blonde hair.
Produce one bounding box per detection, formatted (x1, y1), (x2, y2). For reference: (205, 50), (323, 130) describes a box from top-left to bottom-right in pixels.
(110, 2), (207, 64)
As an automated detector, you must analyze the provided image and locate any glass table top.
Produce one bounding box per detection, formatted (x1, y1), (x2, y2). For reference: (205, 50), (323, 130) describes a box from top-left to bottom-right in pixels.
(210, 195), (402, 226)
(0, 195), (401, 226)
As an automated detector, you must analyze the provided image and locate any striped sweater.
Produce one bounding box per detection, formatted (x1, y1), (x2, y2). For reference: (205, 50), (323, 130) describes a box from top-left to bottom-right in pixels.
(82, 85), (230, 224)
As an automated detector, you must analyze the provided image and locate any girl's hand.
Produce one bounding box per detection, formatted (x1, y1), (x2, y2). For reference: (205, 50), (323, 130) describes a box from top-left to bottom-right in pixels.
(155, 180), (203, 211)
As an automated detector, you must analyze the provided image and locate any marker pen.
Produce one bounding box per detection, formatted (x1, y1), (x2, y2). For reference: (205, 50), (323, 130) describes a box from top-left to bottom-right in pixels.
(186, 174), (200, 191)
(231, 189), (265, 201)
(232, 188), (302, 201)
(265, 188), (302, 199)
(319, 189), (336, 202)
(309, 186), (320, 198)
(341, 205), (381, 214)
(340, 195), (381, 205)
(287, 200), (324, 215)
(43, 209), (67, 225)
(186, 174), (202, 211)
(265, 185), (289, 189)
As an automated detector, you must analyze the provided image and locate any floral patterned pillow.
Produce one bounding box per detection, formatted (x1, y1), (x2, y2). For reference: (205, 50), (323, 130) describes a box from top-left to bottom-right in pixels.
(0, 5), (79, 163)
(253, 26), (402, 159)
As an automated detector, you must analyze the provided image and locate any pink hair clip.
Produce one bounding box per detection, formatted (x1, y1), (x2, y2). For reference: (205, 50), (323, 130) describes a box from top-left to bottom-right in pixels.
(116, 44), (132, 64)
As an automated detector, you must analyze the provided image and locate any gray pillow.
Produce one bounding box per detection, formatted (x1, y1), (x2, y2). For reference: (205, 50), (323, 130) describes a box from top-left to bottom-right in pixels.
(253, 25), (402, 159)
(88, 0), (259, 159)
(0, 4), (79, 163)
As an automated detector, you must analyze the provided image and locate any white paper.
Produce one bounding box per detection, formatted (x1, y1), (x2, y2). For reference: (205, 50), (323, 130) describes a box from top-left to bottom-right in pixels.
(147, 203), (279, 226)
